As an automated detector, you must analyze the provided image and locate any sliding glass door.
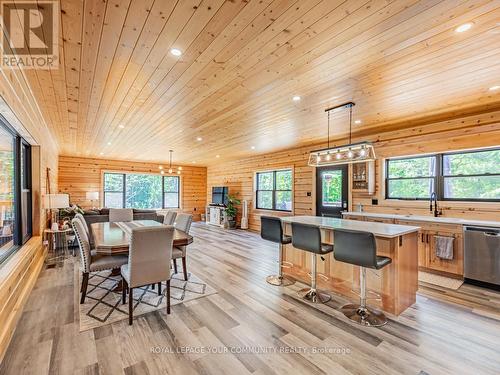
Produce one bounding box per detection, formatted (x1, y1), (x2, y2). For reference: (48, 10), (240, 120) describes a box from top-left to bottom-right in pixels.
(0, 116), (32, 265)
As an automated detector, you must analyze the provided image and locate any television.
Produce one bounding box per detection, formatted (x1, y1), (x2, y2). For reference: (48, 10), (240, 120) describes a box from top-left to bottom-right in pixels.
(212, 186), (229, 206)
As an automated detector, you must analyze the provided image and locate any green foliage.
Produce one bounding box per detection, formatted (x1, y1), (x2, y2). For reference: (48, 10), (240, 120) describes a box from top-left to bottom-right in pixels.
(225, 194), (241, 219)
(322, 171), (342, 206)
(256, 170), (292, 210)
(388, 149), (500, 199)
(125, 174), (162, 209)
(104, 173), (123, 191)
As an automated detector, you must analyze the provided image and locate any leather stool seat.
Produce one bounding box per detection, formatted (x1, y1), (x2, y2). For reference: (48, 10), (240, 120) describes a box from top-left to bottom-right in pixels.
(260, 216), (295, 287)
(291, 222), (333, 304)
(375, 256), (392, 270)
(333, 228), (392, 327)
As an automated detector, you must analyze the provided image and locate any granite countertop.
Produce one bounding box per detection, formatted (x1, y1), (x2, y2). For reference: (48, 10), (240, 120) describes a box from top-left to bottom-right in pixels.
(281, 216), (420, 238)
(342, 212), (500, 228)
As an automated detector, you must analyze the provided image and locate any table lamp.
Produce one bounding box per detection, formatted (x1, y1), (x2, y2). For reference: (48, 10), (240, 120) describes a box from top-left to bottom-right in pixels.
(86, 191), (99, 209)
(43, 194), (70, 230)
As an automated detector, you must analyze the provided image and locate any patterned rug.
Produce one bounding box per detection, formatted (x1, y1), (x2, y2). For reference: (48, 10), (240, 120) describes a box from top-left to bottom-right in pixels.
(419, 271), (464, 290)
(78, 270), (216, 331)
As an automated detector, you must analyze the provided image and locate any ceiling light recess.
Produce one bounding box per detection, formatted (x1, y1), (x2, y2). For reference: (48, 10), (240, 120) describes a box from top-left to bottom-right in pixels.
(455, 23), (472, 33)
(292, 95), (301, 101)
(308, 102), (376, 166)
(170, 48), (182, 56)
(489, 85), (500, 91)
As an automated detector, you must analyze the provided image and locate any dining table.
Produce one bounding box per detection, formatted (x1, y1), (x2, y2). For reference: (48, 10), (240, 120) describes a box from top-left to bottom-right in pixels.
(90, 220), (193, 291)
(91, 219), (193, 255)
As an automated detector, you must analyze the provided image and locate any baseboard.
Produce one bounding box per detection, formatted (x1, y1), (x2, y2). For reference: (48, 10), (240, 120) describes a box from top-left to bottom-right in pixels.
(0, 237), (45, 364)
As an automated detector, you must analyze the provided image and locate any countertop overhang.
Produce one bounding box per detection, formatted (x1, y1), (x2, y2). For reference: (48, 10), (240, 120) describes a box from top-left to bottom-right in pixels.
(342, 212), (500, 228)
(281, 216), (420, 238)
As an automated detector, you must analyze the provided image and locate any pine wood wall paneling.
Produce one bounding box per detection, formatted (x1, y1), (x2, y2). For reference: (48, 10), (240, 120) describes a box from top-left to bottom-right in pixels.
(207, 109), (500, 232)
(58, 156), (207, 220)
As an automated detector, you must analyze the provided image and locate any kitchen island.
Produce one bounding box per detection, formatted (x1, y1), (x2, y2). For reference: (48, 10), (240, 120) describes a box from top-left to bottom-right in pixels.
(280, 216), (420, 315)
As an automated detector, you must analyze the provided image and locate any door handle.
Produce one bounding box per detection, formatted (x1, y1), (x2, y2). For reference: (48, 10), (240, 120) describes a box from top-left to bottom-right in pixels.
(485, 232), (500, 237)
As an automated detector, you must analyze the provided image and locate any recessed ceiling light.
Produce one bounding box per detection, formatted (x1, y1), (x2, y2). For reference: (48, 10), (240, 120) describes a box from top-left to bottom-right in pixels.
(196, 137), (202, 141)
(455, 23), (472, 33)
(489, 85), (500, 91)
(251, 146), (255, 150)
(354, 119), (362, 124)
(107, 142), (111, 145)
(216, 155), (220, 158)
(118, 125), (124, 129)
(192, 161), (196, 164)
(170, 48), (182, 56)
(99, 152), (104, 155)
(160, 170), (164, 175)
(292, 95), (301, 101)
(159, 166), (163, 170)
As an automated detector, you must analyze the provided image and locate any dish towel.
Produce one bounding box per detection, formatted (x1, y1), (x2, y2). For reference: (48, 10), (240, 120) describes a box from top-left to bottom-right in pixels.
(434, 236), (454, 260)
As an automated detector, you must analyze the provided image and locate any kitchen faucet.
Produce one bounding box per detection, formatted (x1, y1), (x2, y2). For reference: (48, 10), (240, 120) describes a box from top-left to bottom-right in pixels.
(429, 192), (442, 217)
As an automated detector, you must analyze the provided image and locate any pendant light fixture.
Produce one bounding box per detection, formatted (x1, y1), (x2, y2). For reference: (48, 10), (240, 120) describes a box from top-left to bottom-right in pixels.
(165, 150), (181, 175)
(308, 102), (375, 166)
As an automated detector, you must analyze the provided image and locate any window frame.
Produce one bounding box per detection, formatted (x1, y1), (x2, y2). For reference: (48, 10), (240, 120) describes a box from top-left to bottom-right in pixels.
(0, 115), (32, 266)
(440, 147), (500, 202)
(385, 154), (438, 201)
(255, 169), (293, 212)
(385, 147), (500, 202)
(163, 175), (180, 209)
(103, 172), (181, 209)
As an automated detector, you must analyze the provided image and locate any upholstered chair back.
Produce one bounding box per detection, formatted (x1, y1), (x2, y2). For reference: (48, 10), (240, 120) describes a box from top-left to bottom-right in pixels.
(109, 208), (133, 223)
(74, 213), (89, 237)
(72, 218), (91, 273)
(333, 229), (378, 269)
(174, 213), (192, 234)
(163, 211), (177, 225)
(128, 226), (174, 288)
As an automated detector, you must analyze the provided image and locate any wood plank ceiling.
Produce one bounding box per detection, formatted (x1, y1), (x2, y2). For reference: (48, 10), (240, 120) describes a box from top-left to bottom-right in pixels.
(14, 0), (500, 164)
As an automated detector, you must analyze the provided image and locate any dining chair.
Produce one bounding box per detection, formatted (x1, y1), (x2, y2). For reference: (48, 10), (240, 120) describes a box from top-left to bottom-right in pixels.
(74, 213), (89, 237)
(71, 218), (128, 304)
(120, 226), (174, 325)
(163, 211), (177, 225)
(172, 213), (193, 280)
(109, 208), (133, 223)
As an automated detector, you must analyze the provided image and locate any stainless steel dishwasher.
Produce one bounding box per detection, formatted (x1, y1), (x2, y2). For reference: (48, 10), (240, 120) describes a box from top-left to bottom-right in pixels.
(464, 226), (500, 287)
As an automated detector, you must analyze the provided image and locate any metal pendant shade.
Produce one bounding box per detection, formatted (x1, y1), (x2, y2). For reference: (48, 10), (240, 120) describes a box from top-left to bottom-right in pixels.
(308, 102), (376, 166)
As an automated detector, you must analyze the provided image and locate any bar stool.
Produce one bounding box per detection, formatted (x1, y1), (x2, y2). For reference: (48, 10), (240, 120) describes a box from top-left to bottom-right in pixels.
(333, 228), (392, 327)
(260, 216), (295, 286)
(291, 222), (334, 303)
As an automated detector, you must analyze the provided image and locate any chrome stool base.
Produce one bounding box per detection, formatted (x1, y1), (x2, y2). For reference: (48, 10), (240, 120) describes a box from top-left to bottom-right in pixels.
(266, 275), (295, 286)
(298, 287), (331, 304)
(340, 303), (388, 327)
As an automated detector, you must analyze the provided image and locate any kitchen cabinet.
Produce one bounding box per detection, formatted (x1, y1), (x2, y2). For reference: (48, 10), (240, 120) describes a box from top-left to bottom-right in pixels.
(395, 219), (463, 276)
(351, 161), (375, 195)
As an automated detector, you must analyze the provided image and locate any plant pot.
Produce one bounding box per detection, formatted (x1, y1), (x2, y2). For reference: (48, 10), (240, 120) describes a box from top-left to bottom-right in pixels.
(227, 220), (237, 229)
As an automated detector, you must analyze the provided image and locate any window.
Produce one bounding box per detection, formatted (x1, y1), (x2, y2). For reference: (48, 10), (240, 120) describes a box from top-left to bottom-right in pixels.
(442, 149), (500, 201)
(386, 156), (436, 199)
(386, 148), (500, 201)
(163, 176), (179, 208)
(103, 172), (180, 209)
(0, 116), (32, 266)
(256, 169), (292, 211)
(103, 173), (124, 208)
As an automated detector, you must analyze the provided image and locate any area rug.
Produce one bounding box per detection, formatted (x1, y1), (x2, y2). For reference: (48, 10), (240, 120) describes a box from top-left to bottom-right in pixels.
(78, 270), (216, 331)
(419, 271), (464, 290)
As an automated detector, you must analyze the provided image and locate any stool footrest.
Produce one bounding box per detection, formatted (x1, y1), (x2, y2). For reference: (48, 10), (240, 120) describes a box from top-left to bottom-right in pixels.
(266, 275), (295, 286)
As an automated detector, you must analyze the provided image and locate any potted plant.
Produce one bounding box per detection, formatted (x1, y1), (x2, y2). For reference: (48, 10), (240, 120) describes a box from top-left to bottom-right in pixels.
(224, 194), (241, 229)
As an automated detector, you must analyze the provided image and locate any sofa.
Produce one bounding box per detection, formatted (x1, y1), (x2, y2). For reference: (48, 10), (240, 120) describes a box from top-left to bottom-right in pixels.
(83, 208), (164, 247)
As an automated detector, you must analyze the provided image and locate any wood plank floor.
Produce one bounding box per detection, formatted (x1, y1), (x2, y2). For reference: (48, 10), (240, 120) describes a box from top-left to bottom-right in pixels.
(2, 223), (500, 375)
